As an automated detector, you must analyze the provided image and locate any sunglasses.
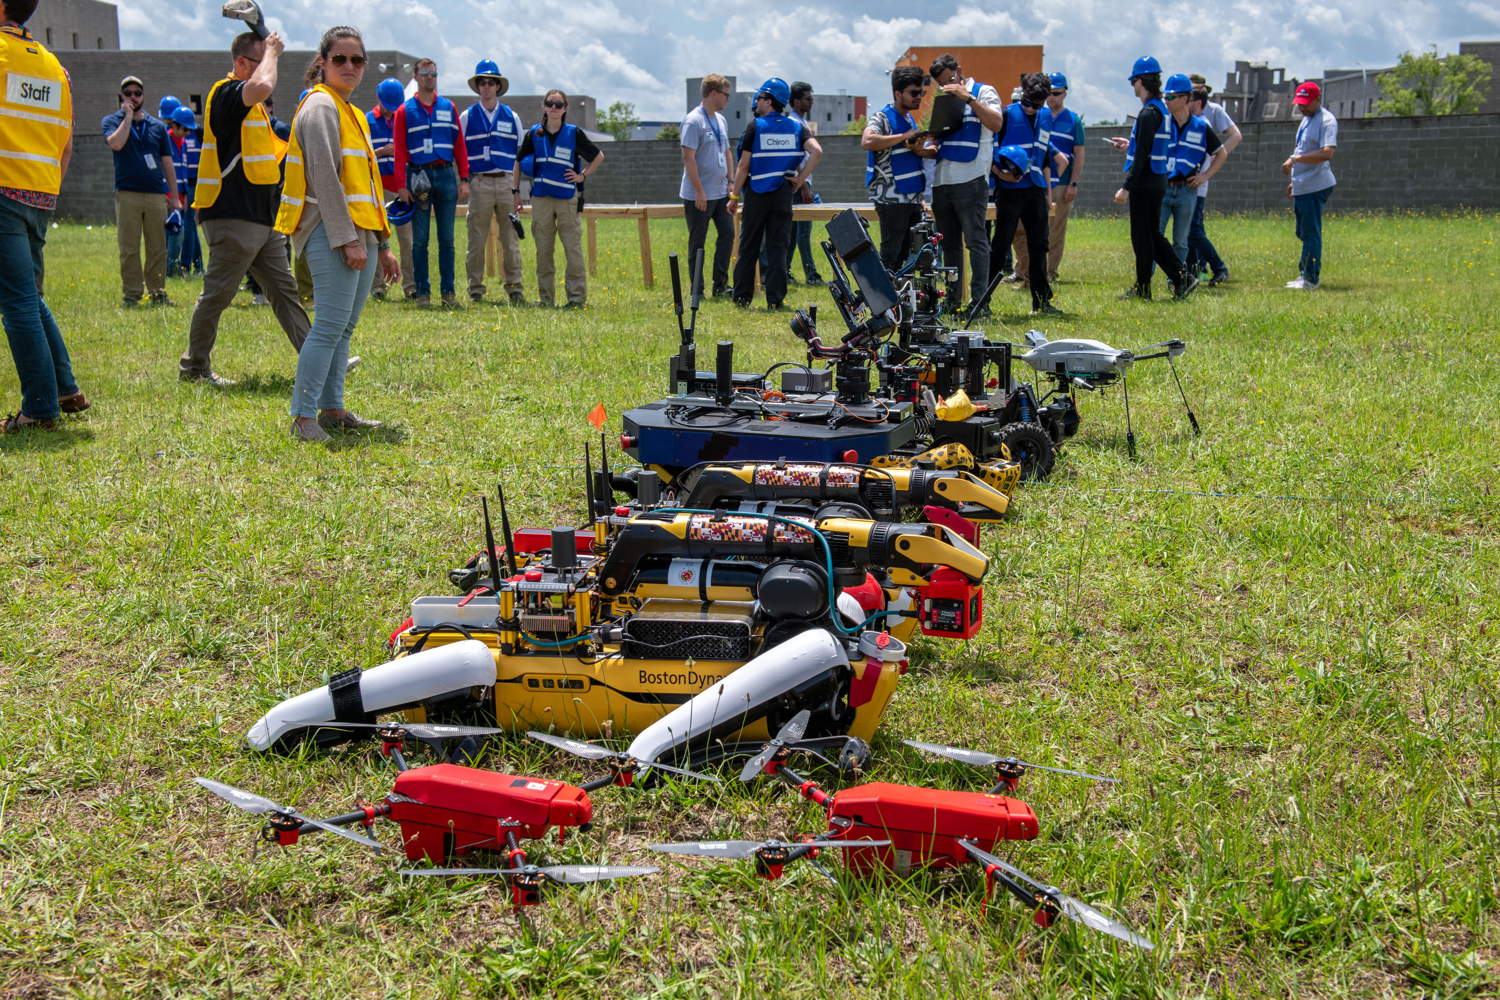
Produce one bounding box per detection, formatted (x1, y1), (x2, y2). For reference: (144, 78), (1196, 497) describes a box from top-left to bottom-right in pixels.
(122, 89), (143, 98)
(903, 88), (925, 97)
(544, 100), (566, 109)
(1050, 89), (1066, 96)
(1020, 98), (1041, 109)
(416, 69), (438, 77)
(329, 53), (365, 67)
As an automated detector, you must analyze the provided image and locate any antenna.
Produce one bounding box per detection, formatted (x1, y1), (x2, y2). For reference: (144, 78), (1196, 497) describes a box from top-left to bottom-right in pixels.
(688, 247), (704, 338)
(480, 496), (505, 594)
(584, 440), (597, 521)
(497, 482), (518, 577)
(669, 252), (686, 338)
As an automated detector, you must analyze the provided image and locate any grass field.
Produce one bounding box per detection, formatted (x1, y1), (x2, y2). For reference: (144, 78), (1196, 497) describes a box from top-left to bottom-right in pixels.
(2, 211), (1497, 999)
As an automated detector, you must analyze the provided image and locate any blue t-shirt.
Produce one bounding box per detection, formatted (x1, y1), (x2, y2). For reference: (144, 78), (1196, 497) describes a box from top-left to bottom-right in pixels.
(101, 109), (172, 194)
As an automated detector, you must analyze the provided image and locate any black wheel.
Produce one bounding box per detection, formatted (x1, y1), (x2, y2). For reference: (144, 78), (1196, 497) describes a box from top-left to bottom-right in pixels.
(996, 421), (1057, 481)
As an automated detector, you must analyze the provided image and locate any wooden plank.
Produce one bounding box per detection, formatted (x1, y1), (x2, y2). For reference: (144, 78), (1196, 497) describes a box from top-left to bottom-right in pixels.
(587, 216), (597, 276)
(636, 214), (654, 289)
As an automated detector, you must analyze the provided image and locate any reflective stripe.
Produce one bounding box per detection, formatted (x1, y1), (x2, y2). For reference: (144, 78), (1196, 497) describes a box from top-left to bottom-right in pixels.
(243, 154), (278, 163)
(407, 123), (430, 133)
(285, 154), (303, 165)
(0, 148), (60, 165)
(279, 195), (304, 206)
(341, 148), (366, 157)
(0, 106), (71, 129)
(347, 194), (377, 203)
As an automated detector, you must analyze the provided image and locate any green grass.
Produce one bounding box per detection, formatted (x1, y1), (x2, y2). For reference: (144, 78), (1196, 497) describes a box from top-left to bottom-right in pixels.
(1, 212), (1497, 998)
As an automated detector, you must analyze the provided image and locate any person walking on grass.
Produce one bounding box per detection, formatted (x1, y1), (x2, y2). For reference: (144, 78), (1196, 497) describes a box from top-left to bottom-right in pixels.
(1283, 81), (1336, 290)
(1, 0), (88, 432)
(274, 25), (398, 443)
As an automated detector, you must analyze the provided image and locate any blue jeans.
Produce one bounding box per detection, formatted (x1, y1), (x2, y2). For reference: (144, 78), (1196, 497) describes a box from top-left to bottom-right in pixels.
(1294, 186), (1332, 284)
(0, 196), (77, 421)
(180, 201), (202, 273)
(1158, 184), (1196, 266)
(409, 163), (458, 297)
(289, 223), (375, 418)
(166, 218), (184, 276)
(1186, 197), (1225, 276)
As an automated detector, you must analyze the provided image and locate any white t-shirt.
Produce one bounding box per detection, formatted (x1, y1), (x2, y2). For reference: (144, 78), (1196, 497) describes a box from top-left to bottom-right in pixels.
(678, 104), (730, 201)
(933, 80), (1001, 188)
(1291, 108), (1338, 196)
(1197, 101), (1236, 198)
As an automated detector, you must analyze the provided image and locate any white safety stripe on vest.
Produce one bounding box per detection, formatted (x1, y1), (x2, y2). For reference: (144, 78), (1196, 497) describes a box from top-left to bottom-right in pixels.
(280, 195), (303, 206)
(347, 194), (377, 203)
(219, 153), (241, 176)
(0, 106), (71, 129)
(893, 168), (922, 181)
(341, 148), (366, 158)
(0, 148), (60, 165)
(407, 123), (430, 133)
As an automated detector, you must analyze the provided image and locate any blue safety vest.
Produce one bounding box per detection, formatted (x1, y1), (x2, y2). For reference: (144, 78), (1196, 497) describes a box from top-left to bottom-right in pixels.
(1124, 98), (1171, 175)
(172, 136), (189, 195)
(464, 102), (521, 175)
(997, 102), (1050, 189)
(183, 133), (200, 186)
(1167, 113), (1210, 179)
(936, 82), (983, 163)
(1040, 106), (1078, 183)
(747, 113), (802, 194)
(367, 107), (395, 177)
(403, 95), (459, 165)
(865, 104), (925, 194)
(524, 122), (579, 199)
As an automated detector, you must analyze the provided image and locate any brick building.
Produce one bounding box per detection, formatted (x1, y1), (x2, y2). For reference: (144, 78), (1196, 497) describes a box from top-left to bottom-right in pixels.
(22, 0), (118, 51)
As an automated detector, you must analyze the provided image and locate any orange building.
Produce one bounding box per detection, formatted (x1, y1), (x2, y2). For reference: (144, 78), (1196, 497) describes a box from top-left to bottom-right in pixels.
(893, 45), (1044, 119)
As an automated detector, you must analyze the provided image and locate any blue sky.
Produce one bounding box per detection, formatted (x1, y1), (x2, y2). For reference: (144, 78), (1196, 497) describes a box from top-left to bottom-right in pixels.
(116, 1), (1495, 123)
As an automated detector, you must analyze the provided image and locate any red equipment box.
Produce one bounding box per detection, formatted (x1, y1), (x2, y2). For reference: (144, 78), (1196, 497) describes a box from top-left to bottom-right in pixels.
(826, 782), (1037, 875)
(387, 764), (593, 862)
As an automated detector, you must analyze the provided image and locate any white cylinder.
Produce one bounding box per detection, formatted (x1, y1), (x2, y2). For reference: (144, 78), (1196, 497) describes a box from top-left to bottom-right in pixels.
(245, 639), (496, 751)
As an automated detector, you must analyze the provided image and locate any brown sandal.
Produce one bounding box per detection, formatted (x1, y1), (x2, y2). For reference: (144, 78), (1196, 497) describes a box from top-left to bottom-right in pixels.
(59, 391), (90, 413)
(3, 412), (58, 432)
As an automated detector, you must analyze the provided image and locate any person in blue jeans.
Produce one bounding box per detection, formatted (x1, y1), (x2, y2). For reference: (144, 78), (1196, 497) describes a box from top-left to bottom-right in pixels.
(1158, 75), (1224, 270)
(274, 26), (399, 441)
(1, 5), (87, 432)
(1282, 81), (1337, 290)
(393, 58), (469, 307)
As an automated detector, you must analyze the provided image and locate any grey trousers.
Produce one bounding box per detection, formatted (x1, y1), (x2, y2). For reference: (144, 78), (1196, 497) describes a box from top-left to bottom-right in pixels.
(931, 175), (991, 306)
(181, 217), (309, 376)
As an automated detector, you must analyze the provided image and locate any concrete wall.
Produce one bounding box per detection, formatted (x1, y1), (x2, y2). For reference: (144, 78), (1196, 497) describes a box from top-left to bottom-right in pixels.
(56, 111), (1500, 221)
(26, 0), (119, 51)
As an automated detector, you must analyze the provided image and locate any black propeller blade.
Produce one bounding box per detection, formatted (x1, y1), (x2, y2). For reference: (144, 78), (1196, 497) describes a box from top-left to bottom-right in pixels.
(526, 731), (720, 783)
(957, 840), (1154, 950)
(650, 838), (890, 860)
(739, 710), (811, 782)
(902, 740), (1119, 784)
(194, 777), (384, 852)
(401, 864), (659, 884)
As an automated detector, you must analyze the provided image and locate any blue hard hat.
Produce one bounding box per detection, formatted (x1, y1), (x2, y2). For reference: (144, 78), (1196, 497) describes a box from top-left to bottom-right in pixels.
(467, 59), (509, 96)
(159, 95), (181, 119)
(1164, 73), (1194, 96)
(165, 209), (182, 234)
(1129, 56), (1161, 82)
(1049, 72), (1069, 91)
(171, 106), (196, 129)
(756, 77), (791, 107)
(385, 198), (413, 227)
(996, 144), (1030, 173)
(377, 78), (405, 112)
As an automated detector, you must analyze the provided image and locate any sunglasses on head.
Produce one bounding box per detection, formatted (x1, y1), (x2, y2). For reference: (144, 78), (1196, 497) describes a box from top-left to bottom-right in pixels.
(329, 53), (365, 66)
(122, 89), (143, 97)
(544, 99), (566, 109)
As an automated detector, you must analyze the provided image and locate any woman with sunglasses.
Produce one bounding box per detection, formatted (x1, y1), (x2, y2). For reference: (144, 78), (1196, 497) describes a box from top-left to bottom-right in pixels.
(513, 90), (603, 308)
(273, 26), (399, 442)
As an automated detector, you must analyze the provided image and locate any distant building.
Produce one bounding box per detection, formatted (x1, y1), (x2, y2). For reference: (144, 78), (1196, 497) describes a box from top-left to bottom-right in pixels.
(1219, 60), (1303, 122)
(685, 76), (866, 133)
(627, 121), (677, 141)
(24, 0), (119, 51)
(1321, 67), (1388, 120)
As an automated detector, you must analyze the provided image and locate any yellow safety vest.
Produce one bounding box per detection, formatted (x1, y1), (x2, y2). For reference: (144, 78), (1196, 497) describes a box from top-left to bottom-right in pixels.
(0, 25), (72, 195)
(274, 84), (388, 238)
(193, 74), (287, 209)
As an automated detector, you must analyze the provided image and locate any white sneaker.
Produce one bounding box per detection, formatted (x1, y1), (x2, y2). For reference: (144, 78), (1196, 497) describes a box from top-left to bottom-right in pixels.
(251, 293), (269, 306)
(1285, 277), (1309, 289)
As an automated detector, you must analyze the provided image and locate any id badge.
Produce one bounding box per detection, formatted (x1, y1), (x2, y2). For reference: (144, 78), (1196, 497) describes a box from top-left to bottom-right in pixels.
(423, 139), (432, 155)
(144, 154), (157, 169)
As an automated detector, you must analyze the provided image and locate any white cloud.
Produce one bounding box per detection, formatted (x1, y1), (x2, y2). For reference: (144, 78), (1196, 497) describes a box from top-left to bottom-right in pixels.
(114, 0), (1484, 121)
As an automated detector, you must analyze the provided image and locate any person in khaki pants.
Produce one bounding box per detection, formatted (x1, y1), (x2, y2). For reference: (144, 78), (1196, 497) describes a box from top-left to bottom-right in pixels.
(512, 90), (601, 307)
(461, 60), (525, 304)
(102, 76), (180, 306)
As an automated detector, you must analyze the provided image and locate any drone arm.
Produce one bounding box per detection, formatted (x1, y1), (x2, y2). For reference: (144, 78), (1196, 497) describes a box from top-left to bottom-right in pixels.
(980, 862), (1043, 917)
(296, 802), (390, 837)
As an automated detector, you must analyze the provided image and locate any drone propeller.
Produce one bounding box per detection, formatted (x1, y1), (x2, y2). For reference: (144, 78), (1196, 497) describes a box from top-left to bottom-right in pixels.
(401, 864), (659, 884)
(958, 840), (1154, 950)
(739, 710), (811, 782)
(1132, 339), (1188, 360)
(525, 731), (720, 783)
(902, 740), (1119, 784)
(650, 837), (891, 860)
(194, 777), (384, 852)
(319, 721), (506, 741)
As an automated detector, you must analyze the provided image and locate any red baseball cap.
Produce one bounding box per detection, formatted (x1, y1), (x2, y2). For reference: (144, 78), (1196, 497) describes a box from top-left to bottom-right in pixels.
(1293, 81), (1321, 104)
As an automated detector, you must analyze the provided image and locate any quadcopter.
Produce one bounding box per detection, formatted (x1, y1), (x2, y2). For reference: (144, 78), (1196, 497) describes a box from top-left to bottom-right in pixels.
(651, 712), (1155, 949)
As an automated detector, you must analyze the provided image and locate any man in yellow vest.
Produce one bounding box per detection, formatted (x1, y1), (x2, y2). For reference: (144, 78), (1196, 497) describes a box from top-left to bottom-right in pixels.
(0, 0), (89, 431)
(181, 30), (309, 387)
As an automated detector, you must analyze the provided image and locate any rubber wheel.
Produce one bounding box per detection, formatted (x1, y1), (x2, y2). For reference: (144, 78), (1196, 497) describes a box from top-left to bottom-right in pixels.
(995, 421), (1057, 481)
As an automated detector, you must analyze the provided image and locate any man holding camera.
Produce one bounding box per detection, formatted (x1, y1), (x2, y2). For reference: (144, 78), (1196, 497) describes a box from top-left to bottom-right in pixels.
(103, 75), (180, 307)
(927, 53), (1004, 316)
(862, 65), (929, 270)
